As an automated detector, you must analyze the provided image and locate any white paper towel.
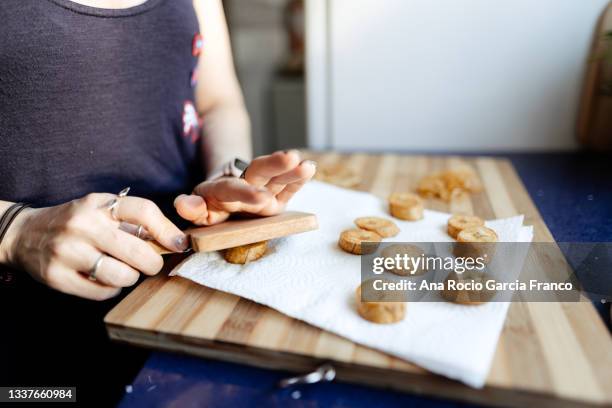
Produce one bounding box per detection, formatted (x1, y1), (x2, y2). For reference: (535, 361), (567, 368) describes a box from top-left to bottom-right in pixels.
(173, 181), (533, 387)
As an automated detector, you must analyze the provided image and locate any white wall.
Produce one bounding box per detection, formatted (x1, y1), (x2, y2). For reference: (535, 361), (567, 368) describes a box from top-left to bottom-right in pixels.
(307, 0), (609, 151)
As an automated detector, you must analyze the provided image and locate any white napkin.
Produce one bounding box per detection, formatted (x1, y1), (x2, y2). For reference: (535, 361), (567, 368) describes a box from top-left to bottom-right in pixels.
(173, 181), (533, 388)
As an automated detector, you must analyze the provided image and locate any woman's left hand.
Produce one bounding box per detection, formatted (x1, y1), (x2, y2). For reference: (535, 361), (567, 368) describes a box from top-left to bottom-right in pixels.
(174, 150), (316, 225)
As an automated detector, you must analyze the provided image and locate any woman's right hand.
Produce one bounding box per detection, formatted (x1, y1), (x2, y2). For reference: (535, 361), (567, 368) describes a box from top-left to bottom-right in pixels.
(0, 193), (188, 301)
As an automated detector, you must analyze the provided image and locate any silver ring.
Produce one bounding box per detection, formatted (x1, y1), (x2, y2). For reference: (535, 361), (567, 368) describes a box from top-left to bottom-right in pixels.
(107, 187), (131, 221)
(89, 254), (105, 281)
(136, 224), (144, 239)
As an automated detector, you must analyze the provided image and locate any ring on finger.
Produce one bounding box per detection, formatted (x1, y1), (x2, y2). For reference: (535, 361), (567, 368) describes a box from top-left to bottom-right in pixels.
(106, 187), (131, 221)
(89, 254), (105, 281)
(136, 224), (144, 239)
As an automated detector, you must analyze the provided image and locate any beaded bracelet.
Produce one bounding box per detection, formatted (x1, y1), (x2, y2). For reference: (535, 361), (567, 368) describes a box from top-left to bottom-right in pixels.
(0, 203), (31, 247)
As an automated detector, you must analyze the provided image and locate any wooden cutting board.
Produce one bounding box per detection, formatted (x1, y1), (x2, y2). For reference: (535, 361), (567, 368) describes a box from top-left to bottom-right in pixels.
(105, 153), (612, 407)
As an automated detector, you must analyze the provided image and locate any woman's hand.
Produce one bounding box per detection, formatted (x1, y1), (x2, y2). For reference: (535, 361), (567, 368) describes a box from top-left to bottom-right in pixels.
(174, 150), (316, 225)
(1, 193), (187, 301)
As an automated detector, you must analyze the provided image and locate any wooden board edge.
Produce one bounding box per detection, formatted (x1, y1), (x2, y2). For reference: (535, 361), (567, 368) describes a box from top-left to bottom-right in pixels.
(105, 324), (608, 408)
(190, 212), (319, 252)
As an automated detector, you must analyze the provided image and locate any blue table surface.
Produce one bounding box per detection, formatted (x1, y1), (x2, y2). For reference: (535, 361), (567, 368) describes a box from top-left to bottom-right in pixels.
(119, 152), (612, 408)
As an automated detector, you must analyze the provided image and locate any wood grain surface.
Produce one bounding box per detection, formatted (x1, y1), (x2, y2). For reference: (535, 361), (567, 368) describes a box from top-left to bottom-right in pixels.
(105, 154), (612, 407)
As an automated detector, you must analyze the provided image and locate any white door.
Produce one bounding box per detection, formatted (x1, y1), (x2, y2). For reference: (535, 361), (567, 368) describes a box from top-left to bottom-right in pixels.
(306, 0), (609, 151)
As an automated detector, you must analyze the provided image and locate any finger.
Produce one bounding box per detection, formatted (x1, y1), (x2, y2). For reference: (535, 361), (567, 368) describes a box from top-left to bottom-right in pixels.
(112, 196), (188, 252)
(243, 150), (301, 187)
(184, 179), (271, 218)
(90, 222), (164, 275)
(194, 178), (269, 204)
(200, 178), (272, 216)
(265, 160), (317, 195)
(58, 241), (139, 288)
(257, 183), (304, 216)
(174, 194), (231, 225)
(47, 264), (121, 301)
(84, 255), (140, 288)
(119, 222), (153, 241)
(257, 198), (286, 217)
(174, 194), (210, 224)
(276, 178), (310, 205)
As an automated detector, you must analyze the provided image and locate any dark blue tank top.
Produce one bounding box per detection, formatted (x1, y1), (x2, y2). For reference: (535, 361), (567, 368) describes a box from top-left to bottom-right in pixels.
(0, 0), (204, 216)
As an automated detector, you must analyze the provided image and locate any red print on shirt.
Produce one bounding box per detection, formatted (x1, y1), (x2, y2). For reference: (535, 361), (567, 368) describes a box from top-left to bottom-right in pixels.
(192, 33), (204, 57)
(182, 101), (200, 143)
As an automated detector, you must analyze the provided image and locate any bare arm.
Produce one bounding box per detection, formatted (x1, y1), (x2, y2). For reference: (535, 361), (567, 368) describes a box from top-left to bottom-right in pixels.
(0, 200), (18, 264)
(193, 0), (251, 175)
(174, 1), (315, 225)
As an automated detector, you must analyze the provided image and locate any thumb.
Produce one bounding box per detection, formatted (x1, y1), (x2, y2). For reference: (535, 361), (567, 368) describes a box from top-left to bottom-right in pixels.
(174, 194), (208, 223)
